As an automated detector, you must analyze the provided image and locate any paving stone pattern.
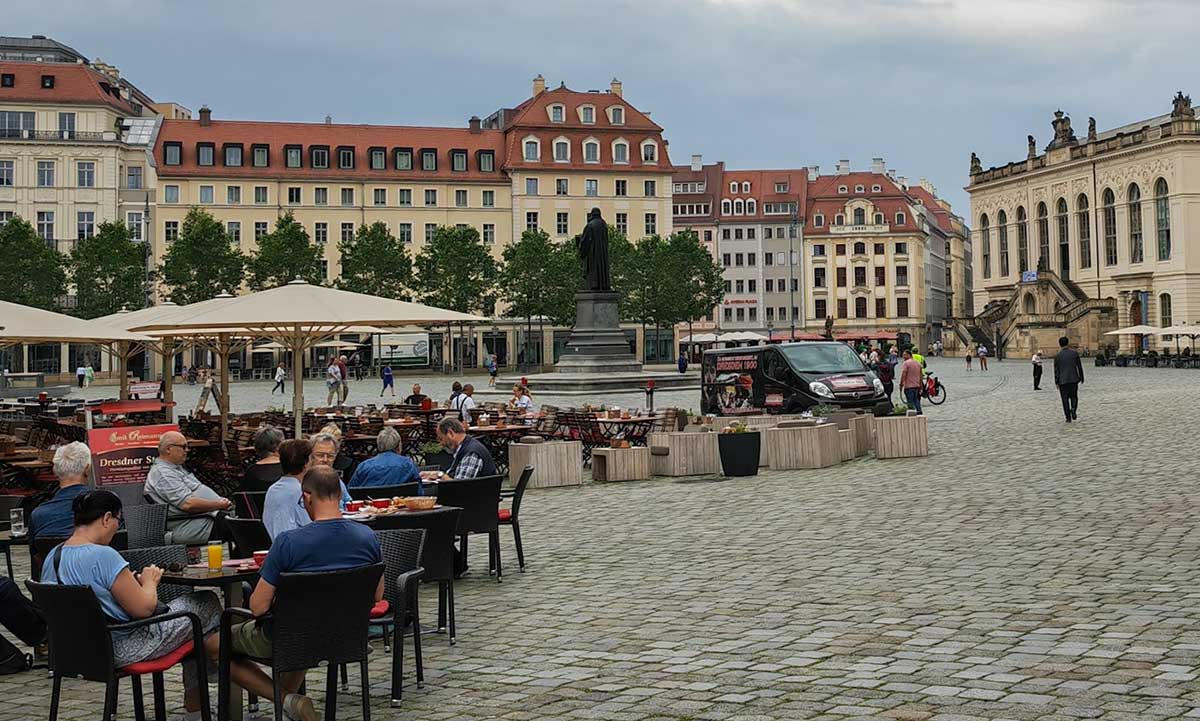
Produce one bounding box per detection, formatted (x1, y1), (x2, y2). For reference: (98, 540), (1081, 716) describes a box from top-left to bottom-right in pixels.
(6, 358), (1200, 719)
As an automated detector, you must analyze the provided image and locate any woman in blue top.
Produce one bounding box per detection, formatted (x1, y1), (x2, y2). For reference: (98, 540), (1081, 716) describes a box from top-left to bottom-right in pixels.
(41, 490), (222, 716)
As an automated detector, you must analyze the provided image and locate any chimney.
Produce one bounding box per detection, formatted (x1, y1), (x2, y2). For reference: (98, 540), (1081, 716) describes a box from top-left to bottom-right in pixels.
(532, 74), (546, 96)
(870, 157), (885, 174)
(468, 116), (481, 133)
(324, 114), (332, 125)
(690, 154), (702, 172)
(610, 77), (623, 97)
(919, 177), (935, 194)
(887, 169), (897, 180)
(836, 159), (850, 175)
(897, 176), (908, 189)
(198, 105), (211, 127)
(808, 165), (819, 180)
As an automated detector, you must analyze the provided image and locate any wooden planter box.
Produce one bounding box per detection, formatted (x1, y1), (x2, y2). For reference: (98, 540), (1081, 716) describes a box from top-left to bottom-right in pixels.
(838, 429), (858, 462)
(508, 440), (584, 487)
(592, 446), (651, 482)
(849, 414), (874, 453)
(874, 415), (929, 458)
(647, 431), (720, 476)
(766, 422), (841, 470)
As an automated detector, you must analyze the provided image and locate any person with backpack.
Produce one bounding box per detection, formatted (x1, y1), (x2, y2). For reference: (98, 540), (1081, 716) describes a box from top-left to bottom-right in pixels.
(876, 354), (895, 403)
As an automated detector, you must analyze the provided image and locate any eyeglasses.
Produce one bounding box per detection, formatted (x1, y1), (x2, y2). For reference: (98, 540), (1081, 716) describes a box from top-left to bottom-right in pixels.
(166, 443), (188, 451)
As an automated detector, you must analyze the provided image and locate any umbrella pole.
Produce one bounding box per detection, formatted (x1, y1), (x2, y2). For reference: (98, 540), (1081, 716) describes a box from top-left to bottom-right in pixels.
(218, 333), (231, 450)
(118, 341), (130, 400)
(292, 326), (304, 438)
(163, 337), (175, 423)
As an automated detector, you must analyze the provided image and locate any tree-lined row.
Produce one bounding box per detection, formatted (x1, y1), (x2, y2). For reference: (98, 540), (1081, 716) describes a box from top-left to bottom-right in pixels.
(0, 208), (725, 329)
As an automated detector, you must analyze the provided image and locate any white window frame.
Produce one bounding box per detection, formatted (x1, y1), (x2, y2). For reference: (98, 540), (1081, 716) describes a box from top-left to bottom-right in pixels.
(741, 181), (750, 193)
(578, 104), (596, 124)
(607, 105), (625, 125)
(583, 138), (600, 164)
(640, 140), (658, 164)
(548, 104), (565, 123)
(553, 137), (570, 163)
(523, 136), (540, 161)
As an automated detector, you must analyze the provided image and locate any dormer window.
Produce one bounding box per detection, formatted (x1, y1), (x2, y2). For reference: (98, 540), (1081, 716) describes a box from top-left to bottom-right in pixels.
(553, 139), (570, 162)
(721, 199), (731, 215)
(729, 181), (738, 193)
(310, 146), (329, 169)
(641, 140), (658, 163)
(163, 142), (182, 166)
(814, 214), (824, 227)
(420, 149), (437, 171)
(338, 147), (355, 169)
(252, 144), (269, 167)
(580, 105), (595, 124)
(523, 138), (539, 161)
(41, 75), (55, 89)
(451, 149), (468, 172)
(0, 74), (13, 88)
(872, 184), (882, 192)
(775, 182), (788, 192)
(285, 145), (302, 168)
(895, 211), (906, 224)
(838, 185), (848, 193)
(746, 199), (756, 214)
(549, 104), (565, 123)
(197, 143), (215, 166)
(855, 184), (864, 193)
(583, 139), (599, 163)
(612, 139), (628, 164)
(874, 213), (884, 224)
(741, 181), (750, 193)
(369, 147), (386, 170)
(394, 148), (412, 170)
(835, 214), (845, 225)
(734, 199), (744, 214)
(223, 144), (243, 167)
(477, 150), (495, 172)
(610, 106), (625, 125)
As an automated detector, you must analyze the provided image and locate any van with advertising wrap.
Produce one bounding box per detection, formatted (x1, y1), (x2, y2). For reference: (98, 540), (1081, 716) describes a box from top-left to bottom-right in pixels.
(700, 342), (891, 415)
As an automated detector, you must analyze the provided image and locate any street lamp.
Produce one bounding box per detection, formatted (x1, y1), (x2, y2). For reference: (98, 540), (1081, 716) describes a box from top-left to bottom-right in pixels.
(142, 193), (152, 308)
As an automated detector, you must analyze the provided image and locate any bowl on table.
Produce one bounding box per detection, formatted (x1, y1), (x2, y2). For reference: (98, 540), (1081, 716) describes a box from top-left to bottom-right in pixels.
(252, 550), (269, 566)
(346, 500), (364, 512)
(402, 496), (437, 511)
(370, 499), (391, 509)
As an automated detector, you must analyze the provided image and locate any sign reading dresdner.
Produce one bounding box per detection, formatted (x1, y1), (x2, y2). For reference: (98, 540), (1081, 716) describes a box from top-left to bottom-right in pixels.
(88, 424), (178, 487)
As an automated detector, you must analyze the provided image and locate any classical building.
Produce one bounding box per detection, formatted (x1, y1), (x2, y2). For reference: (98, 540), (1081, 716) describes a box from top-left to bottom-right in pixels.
(965, 94), (1200, 356)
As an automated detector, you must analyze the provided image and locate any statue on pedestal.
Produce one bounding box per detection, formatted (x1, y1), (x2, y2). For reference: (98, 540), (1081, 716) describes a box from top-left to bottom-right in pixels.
(576, 207), (611, 292)
(970, 152), (982, 175)
(1027, 135), (1037, 159)
(1171, 91), (1195, 120)
(1087, 117), (1097, 142)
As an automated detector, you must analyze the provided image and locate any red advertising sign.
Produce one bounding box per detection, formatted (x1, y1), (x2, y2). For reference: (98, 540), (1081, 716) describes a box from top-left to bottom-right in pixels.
(88, 424), (178, 487)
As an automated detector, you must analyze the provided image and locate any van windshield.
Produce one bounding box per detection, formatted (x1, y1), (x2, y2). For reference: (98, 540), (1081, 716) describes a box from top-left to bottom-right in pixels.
(780, 343), (866, 374)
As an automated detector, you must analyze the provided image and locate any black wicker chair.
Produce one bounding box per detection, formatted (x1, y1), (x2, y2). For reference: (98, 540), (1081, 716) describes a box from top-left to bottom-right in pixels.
(224, 517), (271, 560)
(31, 532), (128, 582)
(499, 466), (533, 572)
(120, 545), (190, 604)
(124, 504), (168, 549)
(372, 529), (426, 706)
(371, 507), (462, 644)
(218, 563), (385, 721)
(436, 475), (504, 582)
(346, 482), (421, 501)
(108, 482), (151, 509)
(28, 577), (211, 721)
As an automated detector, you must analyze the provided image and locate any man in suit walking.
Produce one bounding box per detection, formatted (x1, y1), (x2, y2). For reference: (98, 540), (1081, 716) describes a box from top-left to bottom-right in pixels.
(1053, 336), (1084, 422)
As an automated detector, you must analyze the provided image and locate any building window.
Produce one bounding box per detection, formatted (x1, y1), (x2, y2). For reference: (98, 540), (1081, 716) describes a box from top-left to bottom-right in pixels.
(980, 213), (991, 279)
(76, 211), (94, 240)
(875, 298), (887, 318)
(455, 189), (468, 207)
(395, 148), (412, 170)
(197, 144), (215, 166)
(1075, 194), (1092, 269)
(835, 214), (844, 225)
(74, 160), (94, 188)
(556, 212), (569, 235)
(586, 179), (598, 197)
(734, 199), (744, 215)
(36, 160), (54, 187)
(838, 185), (847, 194)
(734, 229), (743, 240)
(126, 211), (143, 241)
(478, 151), (494, 172)
(164, 143), (182, 166)
(315, 187), (328, 205)
(227, 186), (241, 204)
(319, 260), (329, 281)
(896, 265), (908, 286)
(421, 150), (437, 171)
(524, 139), (539, 161)
(255, 221), (268, 239)
(338, 147), (355, 169)
(812, 244), (825, 257)
(854, 266), (866, 287)
(126, 166), (143, 189)
(399, 188), (412, 207)
(614, 179), (627, 197)
(452, 151), (467, 172)
(249, 144), (268, 167)
(895, 212), (906, 224)
(224, 145), (243, 167)
(374, 188), (387, 206)
(645, 213), (657, 235)
(747, 252), (757, 266)
(835, 244), (846, 256)
(814, 299), (827, 318)
(704, 230), (712, 242)
(580, 106), (595, 124)
(555, 178), (569, 196)
(525, 177), (538, 196)
(836, 267), (847, 287)
(340, 187), (354, 206)
(836, 299), (847, 317)
(1128, 184), (1143, 264)
(723, 307), (733, 322)
(766, 279), (774, 292)
(897, 298), (909, 317)
(482, 190), (494, 207)
(641, 141), (657, 163)
(550, 105), (564, 123)
(311, 147), (329, 168)
(1160, 293), (1173, 328)
(398, 223), (412, 243)
(370, 148), (386, 170)
(163, 184), (179, 203)
(341, 223), (354, 242)
(997, 210), (1009, 276)
(288, 187), (301, 205)
(1056, 197), (1069, 269)
(36, 211), (54, 243)
(1035, 201), (1049, 269)
(615, 212), (628, 235)
(644, 180), (656, 197)
(853, 208), (865, 225)
(1101, 190), (1117, 266)
(425, 224), (436, 242)
(425, 189), (437, 207)
(852, 241), (866, 255)
(611, 106), (625, 125)
(554, 140), (569, 162)
(200, 185), (214, 204)
(875, 267), (886, 286)
(1154, 178), (1170, 260)
(766, 306), (775, 321)
(285, 146), (302, 168)
(226, 221), (240, 243)
(583, 140), (599, 163)
(722, 253), (731, 267)
(254, 186), (268, 204)
(483, 223), (495, 244)
(526, 211), (539, 231)
(164, 221), (179, 243)
(1015, 206), (1029, 273)
(613, 141), (628, 164)
(813, 267), (826, 288)
(873, 212), (884, 225)
(854, 297), (867, 318)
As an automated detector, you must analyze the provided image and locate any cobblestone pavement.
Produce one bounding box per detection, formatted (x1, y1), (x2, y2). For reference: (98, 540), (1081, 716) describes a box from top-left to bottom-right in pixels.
(6, 359), (1200, 720)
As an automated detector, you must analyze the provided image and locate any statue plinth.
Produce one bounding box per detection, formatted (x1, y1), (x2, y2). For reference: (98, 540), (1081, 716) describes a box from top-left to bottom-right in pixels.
(555, 290), (643, 374)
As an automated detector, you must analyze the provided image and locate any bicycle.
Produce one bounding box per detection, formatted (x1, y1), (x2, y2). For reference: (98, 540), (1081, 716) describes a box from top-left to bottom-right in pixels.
(921, 372), (946, 405)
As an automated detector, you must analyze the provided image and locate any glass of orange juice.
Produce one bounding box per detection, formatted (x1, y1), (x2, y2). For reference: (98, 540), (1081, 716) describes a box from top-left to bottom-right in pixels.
(207, 541), (222, 571)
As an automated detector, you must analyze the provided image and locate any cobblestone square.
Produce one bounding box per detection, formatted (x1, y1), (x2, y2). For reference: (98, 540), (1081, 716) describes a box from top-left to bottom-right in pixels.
(6, 358), (1199, 720)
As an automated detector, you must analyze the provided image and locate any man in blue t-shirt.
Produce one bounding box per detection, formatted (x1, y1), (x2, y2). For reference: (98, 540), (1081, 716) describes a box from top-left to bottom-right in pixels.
(225, 465), (382, 721)
(348, 427), (420, 488)
(29, 442), (92, 544)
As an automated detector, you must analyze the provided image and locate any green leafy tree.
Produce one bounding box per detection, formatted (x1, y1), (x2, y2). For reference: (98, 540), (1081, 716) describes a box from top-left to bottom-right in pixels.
(247, 211), (323, 290)
(412, 225), (497, 314)
(544, 240), (583, 326)
(497, 229), (580, 325)
(70, 221), (147, 318)
(159, 207), (245, 304)
(336, 222), (411, 299)
(0, 215), (67, 310)
(667, 229), (726, 342)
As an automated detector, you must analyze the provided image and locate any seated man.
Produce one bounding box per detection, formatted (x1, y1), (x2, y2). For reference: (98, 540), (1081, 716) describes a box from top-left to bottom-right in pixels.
(223, 466), (383, 721)
(309, 431), (355, 505)
(348, 428), (420, 488)
(402, 383), (428, 406)
(144, 431), (232, 544)
(421, 417), (497, 481)
(29, 441), (92, 544)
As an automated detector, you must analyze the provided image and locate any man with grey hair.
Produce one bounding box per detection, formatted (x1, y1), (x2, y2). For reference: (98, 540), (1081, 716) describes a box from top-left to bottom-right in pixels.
(29, 441), (92, 543)
(145, 430), (233, 544)
(347, 426), (421, 488)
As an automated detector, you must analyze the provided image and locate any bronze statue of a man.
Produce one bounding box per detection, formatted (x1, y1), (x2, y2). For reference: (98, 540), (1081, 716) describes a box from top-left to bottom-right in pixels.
(577, 207), (611, 291)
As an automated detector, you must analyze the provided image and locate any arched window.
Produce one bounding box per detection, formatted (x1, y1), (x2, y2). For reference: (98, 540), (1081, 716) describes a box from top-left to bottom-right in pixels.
(1155, 178), (1170, 260)
(733, 199), (744, 214)
(730, 181), (738, 193)
(1128, 184), (1144, 263)
(721, 199), (731, 215)
(741, 181), (750, 193)
(873, 212), (884, 224)
(853, 208), (865, 225)
(813, 214), (824, 227)
(853, 241), (866, 255)
(641, 140), (658, 163)
(997, 210), (1009, 277)
(583, 139), (600, 163)
(1160, 293), (1173, 327)
(1016, 206), (1029, 273)
(980, 213), (991, 279)
(1023, 293), (1036, 313)
(548, 104), (565, 123)
(1102, 189), (1117, 266)
(835, 214), (845, 226)
(1076, 194), (1092, 269)
(854, 297), (867, 318)
(895, 212), (906, 224)
(1055, 198), (1069, 270)
(612, 139), (628, 164)
(553, 138), (570, 162)
(746, 199), (756, 214)
(523, 137), (539, 161)
(1036, 202), (1049, 269)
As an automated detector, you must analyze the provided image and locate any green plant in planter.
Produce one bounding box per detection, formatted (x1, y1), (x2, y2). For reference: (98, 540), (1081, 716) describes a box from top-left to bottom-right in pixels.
(722, 420), (752, 434)
(811, 404), (835, 417)
(892, 403), (910, 416)
(419, 440), (445, 456)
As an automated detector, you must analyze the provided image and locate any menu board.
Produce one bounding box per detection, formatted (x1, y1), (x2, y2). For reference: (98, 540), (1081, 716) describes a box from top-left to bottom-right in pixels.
(88, 423), (178, 487)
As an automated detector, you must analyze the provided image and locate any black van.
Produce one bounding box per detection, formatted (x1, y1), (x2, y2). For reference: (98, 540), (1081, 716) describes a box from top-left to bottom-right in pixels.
(700, 342), (891, 415)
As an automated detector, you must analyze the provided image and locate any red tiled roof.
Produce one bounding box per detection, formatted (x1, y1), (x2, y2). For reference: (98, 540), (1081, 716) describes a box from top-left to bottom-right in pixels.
(0, 61), (136, 114)
(154, 118), (507, 182)
(804, 172), (921, 235)
(904, 184), (957, 234)
(506, 85), (662, 131)
(714, 168), (809, 223)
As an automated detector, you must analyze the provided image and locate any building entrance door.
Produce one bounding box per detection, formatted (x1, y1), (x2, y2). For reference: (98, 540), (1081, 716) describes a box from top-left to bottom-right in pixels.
(1059, 240), (1070, 280)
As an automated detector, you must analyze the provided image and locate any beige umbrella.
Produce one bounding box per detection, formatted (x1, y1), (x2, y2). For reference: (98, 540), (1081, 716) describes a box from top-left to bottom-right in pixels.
(1104, 325), (1159, 335)
(127, 280), (485, 438)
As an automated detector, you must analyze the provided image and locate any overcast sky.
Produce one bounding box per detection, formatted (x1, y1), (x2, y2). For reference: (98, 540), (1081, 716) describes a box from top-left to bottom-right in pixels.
(12, 0), (1200, 215)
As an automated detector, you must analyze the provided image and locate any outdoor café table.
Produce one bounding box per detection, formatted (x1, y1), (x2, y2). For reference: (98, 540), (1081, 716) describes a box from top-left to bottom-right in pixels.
(0, 529), (28, 578)
(466, 425), (530, 476)
(594, 416), (657, 446)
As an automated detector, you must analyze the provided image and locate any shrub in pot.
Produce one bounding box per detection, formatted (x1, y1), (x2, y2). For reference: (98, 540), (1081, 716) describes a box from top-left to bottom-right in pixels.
(717, 421), (760, 477)
(419, 440), (453, 469)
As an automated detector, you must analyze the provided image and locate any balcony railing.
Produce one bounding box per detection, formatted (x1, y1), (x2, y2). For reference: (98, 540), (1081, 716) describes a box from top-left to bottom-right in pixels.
(829, 224), (890, 234)
(0, 129), (114, 142)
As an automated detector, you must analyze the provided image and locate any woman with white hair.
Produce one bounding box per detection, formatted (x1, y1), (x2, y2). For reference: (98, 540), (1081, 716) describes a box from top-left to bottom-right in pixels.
(29, 441), (92, 543)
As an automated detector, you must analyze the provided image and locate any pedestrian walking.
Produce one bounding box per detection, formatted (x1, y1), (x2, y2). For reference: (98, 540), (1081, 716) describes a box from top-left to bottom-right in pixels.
(965, 346), (973, 371)
(380, 365), (394, 397)
(337, 355), (350, 403)
(84, 365), (94, 388)
(876, 353), (895, 403)
(677, 354), (688, 374)
(977, 343), (989, 371)
(1053, 336), (1084, 422)
(195, 369), (215, 414)
(1031, 351), (1043, 390)
(485, 354), (498, 387)
(75, 365), (87, 388)
(899, 349), (923, 414)
(325, 359), (342, 407)
(271, 363), (286, 394)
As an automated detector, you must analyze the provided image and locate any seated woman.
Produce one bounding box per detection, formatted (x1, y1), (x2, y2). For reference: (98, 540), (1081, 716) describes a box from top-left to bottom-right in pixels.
(508, 384), (535, 420)
(40, 490), (222, 716)
(241, 426), (284, 493)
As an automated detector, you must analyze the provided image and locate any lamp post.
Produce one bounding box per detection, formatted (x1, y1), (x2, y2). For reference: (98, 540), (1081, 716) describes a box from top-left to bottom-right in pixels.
(141, 193), (152, 308)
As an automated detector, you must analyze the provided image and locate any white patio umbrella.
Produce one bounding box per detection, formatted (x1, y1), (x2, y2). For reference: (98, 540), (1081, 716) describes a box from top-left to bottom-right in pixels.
(1104, 325), (1159, 335)
(680, 333), (718, 344)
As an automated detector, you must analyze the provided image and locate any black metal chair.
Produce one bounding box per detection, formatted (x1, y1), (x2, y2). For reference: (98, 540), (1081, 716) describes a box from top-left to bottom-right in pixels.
(31, 532), (128, 582)
(436, 475), (504, 582)
(346, 482), (421, 501)
(121, 545), (190, 604)
(232, 491), (267, 520)
(218, 563), (385, 721)
(372, 508), (462, 644)
(224, 517), (271, 559)
(372, 529), (426, 706)
(27, 578), (211, 721)
(499, 466), (533, 572)
(124, 504), (168, 549)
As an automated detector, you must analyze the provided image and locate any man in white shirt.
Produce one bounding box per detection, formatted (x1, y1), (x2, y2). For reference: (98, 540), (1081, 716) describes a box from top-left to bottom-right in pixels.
(450, 383), (477, 423)
(325, 361), (342, 406)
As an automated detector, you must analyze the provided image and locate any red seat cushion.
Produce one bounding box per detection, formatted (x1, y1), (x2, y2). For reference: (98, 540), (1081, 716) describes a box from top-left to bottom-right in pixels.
(122, 640), (195, 674)
(370, 600), (390, 618)
(497, 508), (512, 521)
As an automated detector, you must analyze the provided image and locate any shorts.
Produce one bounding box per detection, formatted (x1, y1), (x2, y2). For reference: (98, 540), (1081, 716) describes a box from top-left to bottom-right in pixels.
(231, 619), (273, 659)
(488, 368), (497, 377)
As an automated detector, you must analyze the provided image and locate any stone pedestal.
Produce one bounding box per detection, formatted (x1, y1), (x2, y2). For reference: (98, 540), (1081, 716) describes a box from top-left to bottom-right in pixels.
(556, 291), (642, 374)
(648, 431), (720, 476)
(509, 440), (584, 488)
(592, 446), (651, 482)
